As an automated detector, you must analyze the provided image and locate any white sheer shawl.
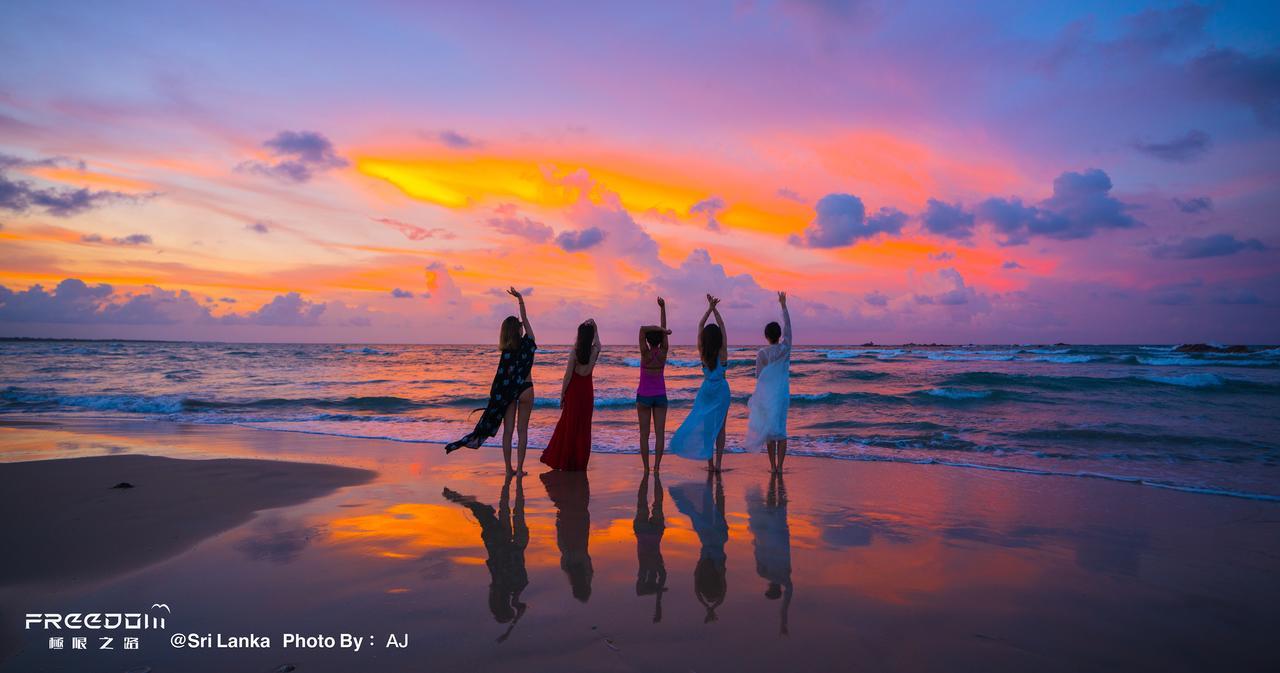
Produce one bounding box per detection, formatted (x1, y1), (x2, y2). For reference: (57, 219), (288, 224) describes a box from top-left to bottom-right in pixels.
(745, 306), (791, 450)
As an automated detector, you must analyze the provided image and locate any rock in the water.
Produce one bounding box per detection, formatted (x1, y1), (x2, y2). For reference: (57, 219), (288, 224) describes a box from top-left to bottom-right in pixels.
(273, 665), (297, 673)
(110, 482), (135, 489)
(1175, 343), (1252, 354)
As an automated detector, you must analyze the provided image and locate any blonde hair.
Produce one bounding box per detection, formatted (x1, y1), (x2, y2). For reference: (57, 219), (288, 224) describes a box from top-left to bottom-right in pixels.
(499, 316), (522, 351)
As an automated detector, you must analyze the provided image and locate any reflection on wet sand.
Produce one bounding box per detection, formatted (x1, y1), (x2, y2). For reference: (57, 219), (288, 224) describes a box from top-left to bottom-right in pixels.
(541, 470), (593, 602)
(634, 473), (668, 622)
(4, 422), (1279, 673)
(442, 476), (529, 642)
(747, 473), (793, 636)
(671, 473), (730, 623)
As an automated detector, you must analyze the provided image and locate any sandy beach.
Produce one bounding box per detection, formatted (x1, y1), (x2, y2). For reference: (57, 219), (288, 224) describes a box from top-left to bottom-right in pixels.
(0, 417), (1277, 672)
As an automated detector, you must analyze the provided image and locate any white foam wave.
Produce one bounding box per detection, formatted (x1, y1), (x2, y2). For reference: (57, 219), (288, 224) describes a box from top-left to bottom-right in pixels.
(925, 388), (992, 400)
(1140, 373), (1225, 388)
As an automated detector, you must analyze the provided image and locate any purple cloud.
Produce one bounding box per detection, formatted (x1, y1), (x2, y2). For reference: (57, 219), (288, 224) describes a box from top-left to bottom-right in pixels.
(976, 169), (1139, 245)
(790, 194), (906, 248)
(81, 233), (153, 246)
(0, 279), (208, 324)
(913, 268), (978, 306)
(486, 205), (553, 243)
(921, 199), (976, 240)
(373, 217), (453, 241)
(390, 288), (414, 299)
(1116, 3), (1210, 54)
(2, 158), (145, 217)
(247, 222), (270, 234)
(1189, 47), (1280, 127)
(555, 226), (606, 252)
(1151, 233), (1266, 259)
(1173, 196), (1213, 214)
(864, 290), (889, 307)
(689, 195), (727, 231)
(435, 130), (481, 149)
(239, 130), (348, 183)
(1210, 289), (1262, 305)
(224, 292), (326, 326)
(776, 187), (806, 203)
(1132, 129), (1210, 162)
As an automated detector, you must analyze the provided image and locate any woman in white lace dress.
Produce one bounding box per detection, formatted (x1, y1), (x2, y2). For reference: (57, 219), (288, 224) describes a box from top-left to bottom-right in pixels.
(745, 292), (791, 473)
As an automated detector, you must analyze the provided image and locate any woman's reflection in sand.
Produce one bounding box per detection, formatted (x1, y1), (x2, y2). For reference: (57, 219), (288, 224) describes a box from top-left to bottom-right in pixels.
(441, 474), (529, 642)
(634, 472), (668, 622)
(541, 470), (593, 602)
(747, 472), (793, 636)
(670, 472), (729, 623)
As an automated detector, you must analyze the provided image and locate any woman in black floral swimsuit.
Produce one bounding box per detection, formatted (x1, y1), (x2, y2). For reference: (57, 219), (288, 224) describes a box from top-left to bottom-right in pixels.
(446, 287), (537, 475)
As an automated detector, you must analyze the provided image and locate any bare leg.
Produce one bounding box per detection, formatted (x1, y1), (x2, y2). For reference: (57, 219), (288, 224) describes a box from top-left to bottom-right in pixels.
(777, 438), (787, 472)
(767, 440), (777, 473)
(502, 400), (517, 474)
(653, 405), (667, 472)
(637, 403), (652, 472)
(515, 387), (534, 475)
(713, 413), (727, 472)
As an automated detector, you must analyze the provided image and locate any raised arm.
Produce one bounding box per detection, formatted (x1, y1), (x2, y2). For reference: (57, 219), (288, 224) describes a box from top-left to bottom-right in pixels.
(712, 305), (727, 364)
(698, 297), (714, 354)
(658, 296), (669, 350)
(588, 318), (601, 368)
(779, 291), (791, 346)
(508, 287), (533, 343)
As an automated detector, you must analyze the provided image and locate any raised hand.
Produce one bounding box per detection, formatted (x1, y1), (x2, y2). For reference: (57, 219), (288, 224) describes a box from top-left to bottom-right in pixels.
(656, 296), (665, 307)
(507, 286), (523, 300)
(778, 291), (787, 306)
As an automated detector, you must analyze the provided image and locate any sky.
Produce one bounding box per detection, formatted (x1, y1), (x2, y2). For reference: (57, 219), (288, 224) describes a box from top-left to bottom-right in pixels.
(1, 0), (1278, 344)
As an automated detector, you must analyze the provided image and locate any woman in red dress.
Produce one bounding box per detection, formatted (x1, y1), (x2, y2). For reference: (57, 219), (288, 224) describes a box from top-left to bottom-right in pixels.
(540, 319), (600, 471)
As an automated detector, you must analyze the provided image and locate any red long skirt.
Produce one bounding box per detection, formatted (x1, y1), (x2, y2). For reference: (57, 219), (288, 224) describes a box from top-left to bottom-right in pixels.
(540, 372), (593, 471)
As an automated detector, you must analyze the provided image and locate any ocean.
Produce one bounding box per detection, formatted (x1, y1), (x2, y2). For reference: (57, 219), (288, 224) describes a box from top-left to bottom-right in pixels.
(2, 341), (1277, 499)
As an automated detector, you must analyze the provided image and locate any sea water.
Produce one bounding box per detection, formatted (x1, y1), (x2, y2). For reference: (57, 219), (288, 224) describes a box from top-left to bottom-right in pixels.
(2, 341), (1277, 499)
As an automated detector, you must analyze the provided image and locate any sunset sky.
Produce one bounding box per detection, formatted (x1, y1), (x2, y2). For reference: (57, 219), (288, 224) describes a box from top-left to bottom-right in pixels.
(1, 1), (1277, 343)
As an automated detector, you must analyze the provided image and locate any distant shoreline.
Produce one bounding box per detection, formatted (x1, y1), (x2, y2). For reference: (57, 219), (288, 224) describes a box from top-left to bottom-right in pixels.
(9, 336), (1269, 348)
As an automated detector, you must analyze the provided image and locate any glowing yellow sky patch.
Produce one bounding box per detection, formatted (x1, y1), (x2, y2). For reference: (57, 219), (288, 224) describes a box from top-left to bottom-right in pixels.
(354, 151), (794, 236)
(357, 157), (576, 209)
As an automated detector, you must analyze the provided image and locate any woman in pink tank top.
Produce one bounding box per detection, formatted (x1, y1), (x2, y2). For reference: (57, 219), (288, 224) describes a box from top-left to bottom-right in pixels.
(637, 296), (671, 472)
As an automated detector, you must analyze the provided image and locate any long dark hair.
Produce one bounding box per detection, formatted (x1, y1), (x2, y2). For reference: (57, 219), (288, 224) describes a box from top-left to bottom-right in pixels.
(574, 321), (595, 365)
(700, 323), (723, 370)
(499, 316), (522, 351)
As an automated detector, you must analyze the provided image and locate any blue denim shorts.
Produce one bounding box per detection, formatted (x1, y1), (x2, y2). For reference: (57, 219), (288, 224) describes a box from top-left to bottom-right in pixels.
(636, 394), (668, 408)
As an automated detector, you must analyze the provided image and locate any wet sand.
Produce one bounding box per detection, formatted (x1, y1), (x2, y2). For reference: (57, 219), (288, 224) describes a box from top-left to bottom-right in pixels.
(1, 418), (1277, 672)
(0, 453), (375, 587)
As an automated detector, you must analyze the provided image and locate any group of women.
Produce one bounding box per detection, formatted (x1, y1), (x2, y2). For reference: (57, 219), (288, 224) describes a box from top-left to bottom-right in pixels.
(444, 287), (794, 476)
